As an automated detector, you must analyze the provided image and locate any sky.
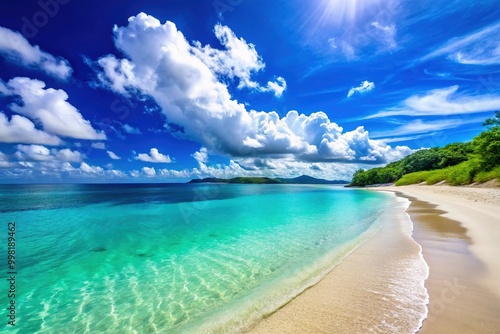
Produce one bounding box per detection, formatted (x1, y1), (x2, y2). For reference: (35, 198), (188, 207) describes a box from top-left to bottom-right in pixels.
(0, 0), (499, 183)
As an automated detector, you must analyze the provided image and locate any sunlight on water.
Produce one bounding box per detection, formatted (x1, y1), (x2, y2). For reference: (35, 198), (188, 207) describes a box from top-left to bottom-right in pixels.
(0, 184), (390, 333)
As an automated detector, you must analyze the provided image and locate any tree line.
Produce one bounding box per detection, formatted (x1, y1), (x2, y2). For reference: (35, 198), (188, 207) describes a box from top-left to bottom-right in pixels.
(350, 111), (500, 186)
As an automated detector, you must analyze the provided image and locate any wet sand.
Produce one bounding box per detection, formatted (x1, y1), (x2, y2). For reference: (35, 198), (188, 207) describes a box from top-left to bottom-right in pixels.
(248, 184), (500, 334)
(380, 185), (500, 334)
(248, 193), (428, 333)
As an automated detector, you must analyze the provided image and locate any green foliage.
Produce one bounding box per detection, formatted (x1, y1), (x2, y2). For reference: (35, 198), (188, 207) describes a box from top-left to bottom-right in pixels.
(395, 159), (485, 186)
(446, 160), (481, 185)
(394, 171), (434, 186)
(482, 110), (500, 127)
(472, 127), (500, 171)
(351, 112), (500, 187)
(228, 177), (280, 184)
(350, 142), (472, 186)
(474, 166), (500, 183)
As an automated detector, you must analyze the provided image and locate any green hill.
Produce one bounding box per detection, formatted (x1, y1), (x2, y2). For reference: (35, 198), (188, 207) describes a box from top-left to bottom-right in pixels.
(350, 112), (500, 187)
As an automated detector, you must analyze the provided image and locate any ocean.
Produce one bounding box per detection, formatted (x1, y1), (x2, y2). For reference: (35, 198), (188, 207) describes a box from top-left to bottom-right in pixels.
(0, 183), (394, 333)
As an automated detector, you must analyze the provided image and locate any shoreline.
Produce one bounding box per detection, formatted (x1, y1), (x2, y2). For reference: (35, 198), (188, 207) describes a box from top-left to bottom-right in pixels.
(248, 184), (500, 333)
(248, 191), (429, 333)
(376, 185), (500, 333)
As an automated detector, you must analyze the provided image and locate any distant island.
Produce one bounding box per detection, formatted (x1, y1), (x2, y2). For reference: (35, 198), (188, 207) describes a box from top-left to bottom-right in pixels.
(188, 175), (349, 185)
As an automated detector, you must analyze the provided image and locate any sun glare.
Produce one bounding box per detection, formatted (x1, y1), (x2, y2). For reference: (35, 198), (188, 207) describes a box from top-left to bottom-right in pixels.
(317, 0), (380, 25)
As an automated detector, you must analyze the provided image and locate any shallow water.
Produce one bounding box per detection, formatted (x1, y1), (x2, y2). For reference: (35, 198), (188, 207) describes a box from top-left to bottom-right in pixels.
(1, 183), (392, 333)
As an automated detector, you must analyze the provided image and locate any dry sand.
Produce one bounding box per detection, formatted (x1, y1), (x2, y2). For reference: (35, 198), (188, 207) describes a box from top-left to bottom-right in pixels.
(378, 184), (500, 334)
(247, 184), (500, 334)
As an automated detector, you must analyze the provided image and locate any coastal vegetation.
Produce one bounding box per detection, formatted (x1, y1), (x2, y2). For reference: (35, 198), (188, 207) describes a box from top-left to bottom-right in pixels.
(350, 112), (500, 186)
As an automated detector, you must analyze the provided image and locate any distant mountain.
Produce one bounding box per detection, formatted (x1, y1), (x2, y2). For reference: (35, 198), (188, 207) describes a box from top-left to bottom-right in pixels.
(188, 175), (349, 185)
(278, 175), (348, 184)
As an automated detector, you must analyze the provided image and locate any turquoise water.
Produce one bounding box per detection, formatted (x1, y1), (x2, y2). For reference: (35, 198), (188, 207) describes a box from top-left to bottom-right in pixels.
(0, 184), (390, 333)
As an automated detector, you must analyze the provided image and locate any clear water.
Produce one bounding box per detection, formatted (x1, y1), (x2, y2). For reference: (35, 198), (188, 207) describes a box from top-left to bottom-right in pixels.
(0, 184), (390, 333)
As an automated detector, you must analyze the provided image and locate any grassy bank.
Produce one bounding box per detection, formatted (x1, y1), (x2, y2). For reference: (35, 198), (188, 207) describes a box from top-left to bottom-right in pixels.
(350, 112), (500, 187)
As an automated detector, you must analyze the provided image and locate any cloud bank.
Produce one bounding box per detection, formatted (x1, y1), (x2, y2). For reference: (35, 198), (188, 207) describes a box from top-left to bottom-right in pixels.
(95, 13), (410, 165)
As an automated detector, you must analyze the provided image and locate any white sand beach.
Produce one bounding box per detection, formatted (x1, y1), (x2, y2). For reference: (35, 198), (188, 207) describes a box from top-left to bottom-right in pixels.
(248, 184), (500, 333)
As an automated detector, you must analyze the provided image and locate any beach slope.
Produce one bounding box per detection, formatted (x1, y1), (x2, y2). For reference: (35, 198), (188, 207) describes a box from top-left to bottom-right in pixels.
(376, 184), (500, 334)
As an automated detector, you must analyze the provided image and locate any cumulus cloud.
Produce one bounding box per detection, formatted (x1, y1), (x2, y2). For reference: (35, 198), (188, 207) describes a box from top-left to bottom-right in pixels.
(53, 148), (85, 162)
(79, 162), (104, 174)
(193, 147), (208, 164)
(419, 22), (500, 65)
(0, 26), (72, 79)
(95, 13), (410, 164)
(4, 77), (106, 140)
(14, 145), (84, 162)
(191, 23), (286, 96)
(0, 112), (63, 145)
(130, 170), (140, 178)
(0, 151), (15, 168)
(136, 148), (172, 163)
(123, 123), (141, 134)
(91, 142), (106, 149)
(347, 81), (375, 98)
(142, 166), (156, 177)
(0, 155), (125, 179)
(107, 151), (121, 160)
(169, 156), (362, 181)
(262, 77), (287, 97)
(14, 145), (51, 161)
(369, 86), (500, 118)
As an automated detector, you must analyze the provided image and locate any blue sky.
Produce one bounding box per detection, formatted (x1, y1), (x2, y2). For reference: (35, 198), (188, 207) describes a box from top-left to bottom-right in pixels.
(0, 0), (499, 182)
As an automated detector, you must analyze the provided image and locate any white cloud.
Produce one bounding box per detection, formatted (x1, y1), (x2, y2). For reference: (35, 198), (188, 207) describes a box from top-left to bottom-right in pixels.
(123, 123), (141, 134)
(193, 147), (208, 164)
(327, 38), (357, 60)
(347, 81), (375, 98)
(326, 20), (397, 61)
(0, 151), (15, 168)
(107, 151), (121, 160)
(372, 117), (484, 138)
(136, 148), (171, 163)
(0, 112), (63, 145)
(191, 23), (286, 96)
(5, 77), (106, 140)
(142, 167), (156, 177)
(53, 148), (84, 162)
(262, 77), (287, 97)
(91, 142), (106, 149)
(369, 86), (500, 118)
(0, 157), (125, 179)
(0, 81), (9, 94)
(0, 26), (72, 79)
(14, 144), (84, 162)
(80, 162), (104, 174)
(14, 144), (51, 161)
(159, 158), (367, 181)
(419, 22), (500, 65)
(371, 22), (397, 50)
(95, 13), (409, 164)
